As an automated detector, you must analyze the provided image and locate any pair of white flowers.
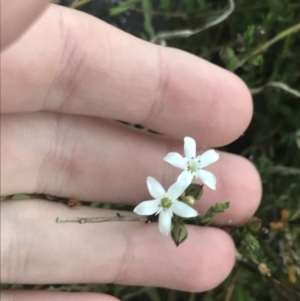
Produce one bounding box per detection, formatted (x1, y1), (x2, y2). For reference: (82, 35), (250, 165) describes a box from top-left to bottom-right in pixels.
(134, 137), (220, 236)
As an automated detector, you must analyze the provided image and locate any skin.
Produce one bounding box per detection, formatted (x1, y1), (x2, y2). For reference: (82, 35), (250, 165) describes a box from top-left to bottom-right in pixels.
(0, 0), (262, 300)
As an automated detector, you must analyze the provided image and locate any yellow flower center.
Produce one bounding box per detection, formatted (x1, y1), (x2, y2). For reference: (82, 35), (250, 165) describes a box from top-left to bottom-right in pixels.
(187, 158), (200, 173)
(160, 197), (172, 209)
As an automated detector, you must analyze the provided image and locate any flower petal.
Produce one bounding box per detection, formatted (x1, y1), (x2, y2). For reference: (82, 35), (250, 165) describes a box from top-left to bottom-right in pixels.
(173, 201), (198, 218)
(196, 169), (217, 190)
(163, 152), (186, 169)
(198, 149), (219, 169)
(158, 209), (173, 236)
(133, 199), (160, 215)
(184, 137), (196, 158)
(167, 177), (190, 200)
(177, 170), (194, 185)
(146, 177), (166, 199)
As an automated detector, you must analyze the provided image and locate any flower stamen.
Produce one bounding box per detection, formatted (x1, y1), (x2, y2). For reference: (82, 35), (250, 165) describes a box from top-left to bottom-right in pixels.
(160, 197), (172, 209)
(187, 159), (199, 173)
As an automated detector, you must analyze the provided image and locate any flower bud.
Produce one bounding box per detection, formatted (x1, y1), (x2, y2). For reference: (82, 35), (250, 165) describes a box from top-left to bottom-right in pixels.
(182, 195), (196, 206)
(185, 183), (204, 200)
(171, 223), (188, 247)
(248, 216), (262, 232)
(288, 264), (297, 284)
(269, 221), (284, 230)
(258, 263), (271, 277)
(281, 209), (290, 221)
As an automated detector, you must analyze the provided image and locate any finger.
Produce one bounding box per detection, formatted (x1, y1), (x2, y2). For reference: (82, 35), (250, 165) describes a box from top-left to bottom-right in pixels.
(1, 0), (50, 50)
(0, 291), (118, 301)
(1, 112), (261, 225)
(1, 200), (236, 292)
(1, 4), (252, 146)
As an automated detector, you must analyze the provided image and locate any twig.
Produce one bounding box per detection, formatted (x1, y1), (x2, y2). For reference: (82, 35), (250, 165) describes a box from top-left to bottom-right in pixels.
(151, 0), (235, 44)
(56, 215), (148, 224)
(70, 0), (91, 9)
(167, 290), (176, 301)
(0, 193), (47, 201)
(121, 287), (153, 301)
(224, 269), (240, 301)
(235, 22), (300, 69)
(131, 3), (300, 18)
(250, 82), (300, 99)
(271, 165), (300, 176)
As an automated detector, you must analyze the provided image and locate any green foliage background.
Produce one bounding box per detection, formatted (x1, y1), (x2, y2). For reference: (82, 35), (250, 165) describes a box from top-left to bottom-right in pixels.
(3, 0), (300, 300)
(68, 0), (300, 300)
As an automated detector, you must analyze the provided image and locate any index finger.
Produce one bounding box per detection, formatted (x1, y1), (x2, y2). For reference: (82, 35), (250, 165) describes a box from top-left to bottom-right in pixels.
(1, 4), (252, 146)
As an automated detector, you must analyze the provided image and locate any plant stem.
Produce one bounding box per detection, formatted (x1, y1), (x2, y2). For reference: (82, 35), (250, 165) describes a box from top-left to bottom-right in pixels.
(224, 269), (240, 301)
(151, 0), (235, 43)
(235, 22), (300, 69)
(56, 215), (148, 224)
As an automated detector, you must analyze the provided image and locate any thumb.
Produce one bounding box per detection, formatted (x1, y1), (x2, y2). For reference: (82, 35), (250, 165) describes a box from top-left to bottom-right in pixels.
(1, 0), (51, 51)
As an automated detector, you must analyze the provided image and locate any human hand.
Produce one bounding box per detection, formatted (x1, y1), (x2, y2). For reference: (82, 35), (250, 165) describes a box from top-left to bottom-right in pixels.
(1, 1), (262, 300)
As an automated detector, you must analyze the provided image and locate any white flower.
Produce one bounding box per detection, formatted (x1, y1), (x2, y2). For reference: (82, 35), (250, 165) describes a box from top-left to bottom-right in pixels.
(163, 137), (219, 190)
(134, 177), (198, 236)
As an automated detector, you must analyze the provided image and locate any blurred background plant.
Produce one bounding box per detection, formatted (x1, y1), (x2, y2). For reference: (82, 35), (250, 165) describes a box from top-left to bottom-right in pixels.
(2, 0), (300, 300)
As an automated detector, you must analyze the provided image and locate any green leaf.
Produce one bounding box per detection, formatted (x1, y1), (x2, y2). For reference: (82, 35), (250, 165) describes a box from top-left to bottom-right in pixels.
(12, 194), (31, 200)
(160, 0), (170, 11)
(241, 233), (260, 251)
(197, 202), (230, 226)
(244, 24), (256, 46)
(290, 208), (300, 222)
(296, 130), (300, 149)
(142, 0), (155, 39)
(219, 47), (239, 71)
(145, 287), (161, 301)
(185, 0), (196, 14)
(249, 54), (264, 67)
(109, 0), (141, 16)
(171, 222), (188, 246)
